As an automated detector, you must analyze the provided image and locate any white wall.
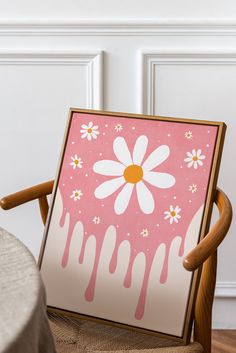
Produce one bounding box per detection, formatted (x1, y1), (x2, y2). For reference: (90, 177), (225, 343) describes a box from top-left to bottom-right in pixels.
(0, 0), (235, 329)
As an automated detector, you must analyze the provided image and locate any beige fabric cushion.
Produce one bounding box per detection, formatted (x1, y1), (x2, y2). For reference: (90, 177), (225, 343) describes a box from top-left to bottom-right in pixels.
(48, 312), (203, 353)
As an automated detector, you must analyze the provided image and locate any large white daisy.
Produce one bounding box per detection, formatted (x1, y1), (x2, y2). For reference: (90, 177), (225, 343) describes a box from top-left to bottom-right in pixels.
(93, 135), (175, 215)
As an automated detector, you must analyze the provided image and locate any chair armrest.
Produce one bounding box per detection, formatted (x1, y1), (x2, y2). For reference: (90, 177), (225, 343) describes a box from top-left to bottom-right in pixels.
(0, 180), (54, 210)
(183, 188), (232, 271)
(1, 183), (232, 266)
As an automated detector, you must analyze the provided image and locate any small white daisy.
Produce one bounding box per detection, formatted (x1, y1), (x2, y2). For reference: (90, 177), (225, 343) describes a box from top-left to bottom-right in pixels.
(140, 228), (149, 237)
(189, 184), (197, 193)
(70, 189), (83, 201)
(185, 131), (193, 139)
(164, 205), (181, 224)
(93, 216), (100, 224)
(70, 155), (83, 169)
(184, 149), (206, 169)
(115, 123), (123, 132)
(80, 122), (99, 141)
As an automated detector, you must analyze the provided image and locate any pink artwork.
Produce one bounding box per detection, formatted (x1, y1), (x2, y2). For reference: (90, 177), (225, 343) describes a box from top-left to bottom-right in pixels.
(40, 109), (225, 342)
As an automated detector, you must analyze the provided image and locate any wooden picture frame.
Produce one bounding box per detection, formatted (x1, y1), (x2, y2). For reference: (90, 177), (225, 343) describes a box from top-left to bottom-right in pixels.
(39, 108), (226, 344)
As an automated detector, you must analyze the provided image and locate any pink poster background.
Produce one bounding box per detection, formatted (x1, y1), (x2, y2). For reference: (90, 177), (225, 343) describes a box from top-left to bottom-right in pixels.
(51, 112), (218, 322)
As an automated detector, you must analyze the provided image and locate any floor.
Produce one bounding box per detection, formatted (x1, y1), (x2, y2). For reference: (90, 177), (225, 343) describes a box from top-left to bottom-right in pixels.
(212, 330), (236, 353)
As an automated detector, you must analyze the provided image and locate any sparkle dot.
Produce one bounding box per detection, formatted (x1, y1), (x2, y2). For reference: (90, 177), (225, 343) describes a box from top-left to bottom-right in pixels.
(173, 196), (177, 199)
(85, 232), (87, 235)
(207, 130), (210, 134)
(189, 200), (192, 203)
(206, 144), (209, 148)
(132, 126), (135, 130)
(101, 204), (104, 207)
(116, 225), (119, 228)
(72, 141), (75, 144)
(157, 224), (159, 227)
(127, 233), (130, 236)
(167, 133), (171, 137)
(99, 152), (102, 156)
(70, 176), (73, 179)
(105, 124), (108, 127)
(62, 183), (65, 186)
(180, 165), (183, 169)
(79, 210), (82, 214)
(102, 132), (106, 135)
(85, 173), (88, 177)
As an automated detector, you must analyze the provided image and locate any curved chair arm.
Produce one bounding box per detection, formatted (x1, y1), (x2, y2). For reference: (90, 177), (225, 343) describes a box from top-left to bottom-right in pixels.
(0, 182), (232, 269)
(183, 188), (232, 272)
(0, 180), (54, 210)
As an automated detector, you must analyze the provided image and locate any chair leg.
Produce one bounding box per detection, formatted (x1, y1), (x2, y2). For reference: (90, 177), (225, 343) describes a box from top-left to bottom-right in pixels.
(194, 251), (217, 353)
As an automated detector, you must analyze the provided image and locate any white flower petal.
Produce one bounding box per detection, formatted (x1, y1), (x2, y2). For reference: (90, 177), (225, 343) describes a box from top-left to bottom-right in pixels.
(81, 124), (88, 129)
(114, 183), (134, 215)
(93, 160), (125, 176)
(87, 134), (92, 141)
(199, 155), (206, 160)
(184, 157), (192, 162)
(198, 160), (203, 166)
(136, 181), (154, 214)
(187, 161), (194, 168)
(197, 149), (202, 157)
(132, 135), (148, 165)
(94, 177), (125, 199)
(81, 133), (87, 139)
(143, 171), (175, 189)
(193, 162), (198, 169)
(187, 152), (193, 157)
(113, 137), (132, 166)
(88, 121), (93, 128)
(142, 145), (170, 171)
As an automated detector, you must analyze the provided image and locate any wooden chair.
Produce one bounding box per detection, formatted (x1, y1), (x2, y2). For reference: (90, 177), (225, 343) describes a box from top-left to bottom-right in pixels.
(0, 180), (232, 353)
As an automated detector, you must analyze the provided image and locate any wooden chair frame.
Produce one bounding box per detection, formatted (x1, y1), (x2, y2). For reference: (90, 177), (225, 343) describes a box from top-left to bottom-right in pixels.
(0, 180), (232, 353)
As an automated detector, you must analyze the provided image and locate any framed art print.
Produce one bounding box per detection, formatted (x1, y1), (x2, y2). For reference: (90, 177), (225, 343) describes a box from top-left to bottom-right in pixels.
(39, 108), (226, 344)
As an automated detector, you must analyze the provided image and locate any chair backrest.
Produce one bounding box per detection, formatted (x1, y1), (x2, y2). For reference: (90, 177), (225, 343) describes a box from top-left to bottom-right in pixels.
(37, 110), (230, 348)
(36, 185), (232, 353)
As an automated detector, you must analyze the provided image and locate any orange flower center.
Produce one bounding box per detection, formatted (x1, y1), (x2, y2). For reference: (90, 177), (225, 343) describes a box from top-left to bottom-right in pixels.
(75, 192), (79, 197)
(74, 160), (79, 165)
(193, 156), (198, 161)
(171, 211), (176, 217)
(124, 164), (143, 184)
(87, 128), (93, 133)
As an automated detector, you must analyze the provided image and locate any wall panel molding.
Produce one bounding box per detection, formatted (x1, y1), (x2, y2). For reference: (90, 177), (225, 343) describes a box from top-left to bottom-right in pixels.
(1, 20), (236, 36)
(140, 50), (236, 115)
(0, 50), (103, 109)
